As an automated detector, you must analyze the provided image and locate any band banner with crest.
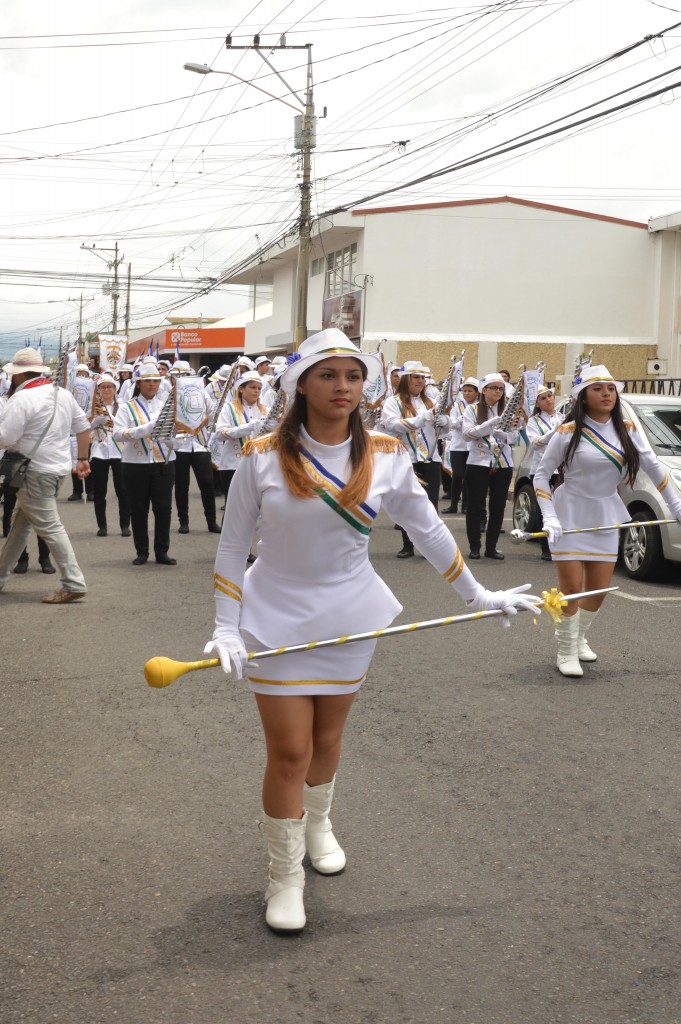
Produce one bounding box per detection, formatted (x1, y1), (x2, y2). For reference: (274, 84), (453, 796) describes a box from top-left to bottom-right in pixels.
(174, 376), (209, 436)
(98, 334), (127, 374)
(522, 367), (545, 416)
(72, 376), (96, 418)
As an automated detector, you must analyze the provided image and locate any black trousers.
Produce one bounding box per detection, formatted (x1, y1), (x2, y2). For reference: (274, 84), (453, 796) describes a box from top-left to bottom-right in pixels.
(90, 458), (130, 530)
(400, 460), (441, 552)
(122, 462), (175, 559)
(464, 464), (513, 554)
(174, 450), (217, 527)
(449, 450), (469, 511)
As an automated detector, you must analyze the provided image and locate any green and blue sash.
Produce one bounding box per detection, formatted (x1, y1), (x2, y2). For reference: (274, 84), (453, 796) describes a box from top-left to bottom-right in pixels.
(299, 446), (377, 536)
(582, 424), (625, 472)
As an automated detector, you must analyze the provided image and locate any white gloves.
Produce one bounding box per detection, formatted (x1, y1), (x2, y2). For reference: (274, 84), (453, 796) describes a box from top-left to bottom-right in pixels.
(127, 420), (155, 439)
(542, 516), (563, 544)
(434, 414), (450, 429)
(203, 634), (249, 679)
(485, 414), (503, 428)
(262, 416), (279, 433)
(492, 429), (511, 444)
(90, 414), (109, 428)
(468, 583), (541, 628)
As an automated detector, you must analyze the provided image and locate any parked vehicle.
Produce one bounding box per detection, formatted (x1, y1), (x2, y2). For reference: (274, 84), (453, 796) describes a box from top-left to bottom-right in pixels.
(512, 394), (681, 580)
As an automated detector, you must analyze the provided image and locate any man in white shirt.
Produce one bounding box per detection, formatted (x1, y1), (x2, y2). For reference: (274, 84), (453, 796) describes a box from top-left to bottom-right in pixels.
(0, 348), (91, 602)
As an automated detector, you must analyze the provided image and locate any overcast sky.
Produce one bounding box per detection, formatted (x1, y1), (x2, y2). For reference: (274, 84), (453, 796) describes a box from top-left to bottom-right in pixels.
(2, 0), (681, 357)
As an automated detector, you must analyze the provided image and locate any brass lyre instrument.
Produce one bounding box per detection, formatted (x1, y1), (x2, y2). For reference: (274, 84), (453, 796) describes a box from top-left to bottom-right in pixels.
(257, 383), (287, 435)
(149, 376), (177, 455)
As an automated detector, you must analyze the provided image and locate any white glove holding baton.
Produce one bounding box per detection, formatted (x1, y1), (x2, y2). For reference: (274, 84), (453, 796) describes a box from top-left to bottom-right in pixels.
(542, 516), (563, 544)
(204, 634), (249, 679)
(468, 583), (541, 628)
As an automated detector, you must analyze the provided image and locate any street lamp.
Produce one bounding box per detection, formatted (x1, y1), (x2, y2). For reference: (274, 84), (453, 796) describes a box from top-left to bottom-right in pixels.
(185, 43), (316, 349)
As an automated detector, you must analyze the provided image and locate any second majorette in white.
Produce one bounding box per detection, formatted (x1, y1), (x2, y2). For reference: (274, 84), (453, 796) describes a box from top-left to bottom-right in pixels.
(534, 364), (681, 678)
(204, 328), (540, 936)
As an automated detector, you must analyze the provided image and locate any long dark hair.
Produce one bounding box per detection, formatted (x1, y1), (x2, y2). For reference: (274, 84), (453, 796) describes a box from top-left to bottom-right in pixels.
(563, 389), (639, 482)
(277, 360), (372, 507)
(395, 373), (434, 417)
(476, 385), (506, 425)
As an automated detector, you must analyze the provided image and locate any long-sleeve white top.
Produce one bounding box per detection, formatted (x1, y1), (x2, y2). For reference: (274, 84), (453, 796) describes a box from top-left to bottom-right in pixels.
(90, 401), (122, 460)
(525, 410), (564, 475)
(112, 394), (176, 464)
(216, 399), (267, 470)
(380, 394), (446, 463)
(445, 395), (472, 455)
(534, 415), (681, 527)
(212, 428), (484, 650)
(462, 400), (518, 469)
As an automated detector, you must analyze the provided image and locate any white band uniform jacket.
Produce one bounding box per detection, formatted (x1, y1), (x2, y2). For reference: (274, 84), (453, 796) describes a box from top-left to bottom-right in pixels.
(380, 394), (448, 463)
(462, 400), (518, 469)
(112, 394), (177, 464)
(444, 395), (472, 456)
(90, 402), (122, 461)
(534, 415), (681, 561)
(216, 399), (267, 471)
(213, 427), (484, 696)
(525, 410), (564, 476)
(0, 382), (90, 476)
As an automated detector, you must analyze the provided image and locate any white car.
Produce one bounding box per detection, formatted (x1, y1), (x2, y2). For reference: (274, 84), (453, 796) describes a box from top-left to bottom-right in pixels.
(512, 394), (681, 580)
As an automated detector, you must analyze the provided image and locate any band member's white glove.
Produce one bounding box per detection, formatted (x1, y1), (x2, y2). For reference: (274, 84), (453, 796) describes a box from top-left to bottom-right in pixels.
(125, 420), (155, 439)
(492, 429), (512, 444)
(90, 414), (109, 428)
(262, 416), (279, 433)
(204, 634), (249, 679)
(542, 517), (563, 544)
(468, 583), (541, 628)
(434, 414), (450, 429)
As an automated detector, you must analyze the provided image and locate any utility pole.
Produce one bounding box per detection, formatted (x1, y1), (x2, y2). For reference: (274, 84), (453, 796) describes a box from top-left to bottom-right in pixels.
(222, 37), (317, 349)
(124, 263), (132, 336)
(80, 241), (124, 333)
(78, 293), (83, 362)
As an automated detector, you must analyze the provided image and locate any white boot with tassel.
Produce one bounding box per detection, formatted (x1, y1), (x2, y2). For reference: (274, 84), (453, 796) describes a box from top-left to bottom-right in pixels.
(304, 776), (346, 875)
(261, 812), (307, 933)
(555, 614), (583, 678)
(576, 607), (598, 662)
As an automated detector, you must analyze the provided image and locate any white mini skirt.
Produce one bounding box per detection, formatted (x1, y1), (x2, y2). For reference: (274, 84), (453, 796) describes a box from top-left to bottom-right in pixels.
(241, 630), (377, 697)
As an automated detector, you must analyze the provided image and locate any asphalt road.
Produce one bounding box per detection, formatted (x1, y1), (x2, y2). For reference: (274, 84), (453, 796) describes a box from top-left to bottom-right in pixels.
(2, 488), (681, 1024)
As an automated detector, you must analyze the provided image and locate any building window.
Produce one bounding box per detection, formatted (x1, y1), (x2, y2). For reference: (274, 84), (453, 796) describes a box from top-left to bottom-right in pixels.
(324, 242), (357, 298)
(310, 257), (324, 277)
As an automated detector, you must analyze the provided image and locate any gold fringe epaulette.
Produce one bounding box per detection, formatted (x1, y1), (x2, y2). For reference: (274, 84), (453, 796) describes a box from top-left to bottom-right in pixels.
(369, 433), (407, 454)
(557, 422), (576, 434)
(624, 419), (636, 431)
(242, 434), (279, 456)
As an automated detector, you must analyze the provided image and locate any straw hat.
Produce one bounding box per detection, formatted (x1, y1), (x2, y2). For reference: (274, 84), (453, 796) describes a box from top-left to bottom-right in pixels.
(2, 347), (51, 375)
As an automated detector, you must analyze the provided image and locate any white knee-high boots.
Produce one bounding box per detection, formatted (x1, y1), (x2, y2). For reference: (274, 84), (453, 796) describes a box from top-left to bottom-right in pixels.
(554, 614), (583, 677)
(304, 776), (346, 875)
(262, 812), (307, 932)
(576, 607), (598, 661)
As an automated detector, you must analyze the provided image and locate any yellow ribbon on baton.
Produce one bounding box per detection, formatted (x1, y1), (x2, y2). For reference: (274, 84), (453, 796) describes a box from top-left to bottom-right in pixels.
(537, 588), (568, 625)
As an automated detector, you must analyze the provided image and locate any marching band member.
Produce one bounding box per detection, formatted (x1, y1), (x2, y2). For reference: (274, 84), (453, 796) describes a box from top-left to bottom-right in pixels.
(117, 363), (134, 402)
(380, 360), (450, 558)
(68, 364), (95, 503)
(525, 385), (563, 562)
(204, 328), (539, 934)
(534, 365), (681, 677)
(112, 359), (178, 567)
(442, 377), (479, 515)
(215, 370), (269, 504)
(462, 372), (519, 561)
(171, 362), (220, 535)
(89, 371), (131, 538)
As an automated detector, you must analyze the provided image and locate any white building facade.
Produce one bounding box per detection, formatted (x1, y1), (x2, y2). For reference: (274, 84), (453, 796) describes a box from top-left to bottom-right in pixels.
(230, 197), (676, 388)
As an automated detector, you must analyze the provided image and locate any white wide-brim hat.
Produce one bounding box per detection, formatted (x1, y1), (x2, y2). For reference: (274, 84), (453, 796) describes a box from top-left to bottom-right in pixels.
(571, 364), (624, 399)
(479, 372), (506, 389)
(2, 346), (51, 375)
(235, 370), (264, 390)
(399, 360), (430, 378)
(134, 359), (162, 381)
(97, 372), (117, 386)
(254, 355), (271, 367)
(120, 363), (134, 373)
(536, 384), (554, 398)
(462, 376), (480, 389)
(279, 329), (381, 396)
(174, 360), (192, 375)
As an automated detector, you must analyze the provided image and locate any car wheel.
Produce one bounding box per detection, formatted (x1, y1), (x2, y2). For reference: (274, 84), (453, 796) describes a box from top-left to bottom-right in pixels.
(621, 510), (664, 580)
(513, 482), (540, 534)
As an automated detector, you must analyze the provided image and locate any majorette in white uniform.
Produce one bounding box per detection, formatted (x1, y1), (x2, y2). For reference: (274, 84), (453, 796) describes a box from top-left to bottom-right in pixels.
(380, 361), (448, 464)
(534, 367), (681, 562)
(210, 334), (522, 698)
(216, 371), (268, 471)
(525, 398), (564, 475)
